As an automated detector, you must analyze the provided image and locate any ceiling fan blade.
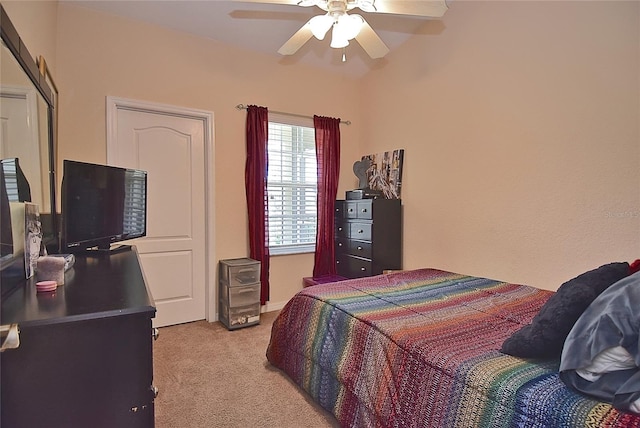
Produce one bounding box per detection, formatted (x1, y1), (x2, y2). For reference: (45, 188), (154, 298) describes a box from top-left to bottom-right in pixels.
(277, 21), (315, 55)
(231, 0), (300, 5)
(368, 0), (449, 18)
(353, 17), (389, 59)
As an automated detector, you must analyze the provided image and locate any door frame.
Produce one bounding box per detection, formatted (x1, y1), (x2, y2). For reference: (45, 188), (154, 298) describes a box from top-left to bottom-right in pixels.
(0, 84), (39, 157)
(0, 84), (42, 196)
(105, 96), (216, 323)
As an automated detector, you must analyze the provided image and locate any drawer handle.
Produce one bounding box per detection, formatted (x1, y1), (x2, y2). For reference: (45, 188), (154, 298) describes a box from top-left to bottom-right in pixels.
(360, 267), (366, 271)
(0, 324), (20, 352)
(152, 328), (160, 341)
(348, 208), (354, 213)
(151, 385), (159, 398)
(338, 227), (343, 231)
(358, 230), (364, 234)
(338, 242), (343, 247)
(361, 208), (367, 213)
(336, 260), (340, 264)
(357, 246), (363, 250)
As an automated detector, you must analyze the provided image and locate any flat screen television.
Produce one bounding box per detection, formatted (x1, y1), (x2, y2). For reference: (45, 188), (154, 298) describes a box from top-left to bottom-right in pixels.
(62, 160), (147, 252)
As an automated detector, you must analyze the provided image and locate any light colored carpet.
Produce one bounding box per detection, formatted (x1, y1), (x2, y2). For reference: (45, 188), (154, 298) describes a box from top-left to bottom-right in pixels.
(153, 310), (340, 428)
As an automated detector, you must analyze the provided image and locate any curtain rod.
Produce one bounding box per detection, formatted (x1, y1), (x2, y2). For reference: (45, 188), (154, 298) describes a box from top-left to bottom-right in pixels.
(235, 104), (351, 125)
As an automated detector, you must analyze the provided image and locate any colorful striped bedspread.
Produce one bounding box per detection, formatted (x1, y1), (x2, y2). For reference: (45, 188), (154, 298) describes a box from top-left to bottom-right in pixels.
(266, 268), (640, 427)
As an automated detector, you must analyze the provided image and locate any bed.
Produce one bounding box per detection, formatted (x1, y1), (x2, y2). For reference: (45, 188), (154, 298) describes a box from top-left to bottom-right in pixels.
(266, 267), (640, 427)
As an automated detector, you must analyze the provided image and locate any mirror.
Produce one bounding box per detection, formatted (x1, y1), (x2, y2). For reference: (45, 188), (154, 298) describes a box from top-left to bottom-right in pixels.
(0, 5), (57, 293)
(0, 46), (50, 207)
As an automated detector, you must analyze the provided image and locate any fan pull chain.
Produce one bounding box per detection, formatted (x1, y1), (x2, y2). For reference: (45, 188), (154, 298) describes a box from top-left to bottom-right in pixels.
(342, 47), (347, 62)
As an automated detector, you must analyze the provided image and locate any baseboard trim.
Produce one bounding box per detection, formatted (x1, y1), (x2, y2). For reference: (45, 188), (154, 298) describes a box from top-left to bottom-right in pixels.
(261, 300), (287, 313)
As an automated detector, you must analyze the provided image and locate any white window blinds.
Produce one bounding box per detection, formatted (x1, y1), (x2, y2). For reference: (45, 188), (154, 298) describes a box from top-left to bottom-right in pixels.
(0, 160), (19, 202)
(122, 169), (146, 236)
(267, 114), (317, 255)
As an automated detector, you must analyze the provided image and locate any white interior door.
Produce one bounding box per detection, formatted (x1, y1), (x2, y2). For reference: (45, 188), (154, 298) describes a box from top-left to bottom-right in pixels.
(0, 86), (43, 205)
(107, 97), (214, 327)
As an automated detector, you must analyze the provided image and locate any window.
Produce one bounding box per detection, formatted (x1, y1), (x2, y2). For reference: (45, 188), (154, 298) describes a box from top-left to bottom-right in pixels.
(0, 159), (19, 202)
(267, 114), (316, 255)
(122, 169), (147, 236)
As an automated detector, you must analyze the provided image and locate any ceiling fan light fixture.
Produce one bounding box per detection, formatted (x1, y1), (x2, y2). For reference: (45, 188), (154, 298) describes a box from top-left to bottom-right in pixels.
(309, 14), (333, 40)
(276, 0), (448, 59)
(330, 22), (350, 48)
(342, 14), (364, 40)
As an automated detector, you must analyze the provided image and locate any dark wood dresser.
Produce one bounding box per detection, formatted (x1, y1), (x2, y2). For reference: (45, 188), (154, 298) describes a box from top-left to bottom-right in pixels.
(334, 198), (402, 278)
(1, 247), (156, 428)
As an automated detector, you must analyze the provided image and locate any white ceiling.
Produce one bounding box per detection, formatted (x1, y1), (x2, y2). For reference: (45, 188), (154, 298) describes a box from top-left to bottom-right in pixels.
(68, 0), (447, 77)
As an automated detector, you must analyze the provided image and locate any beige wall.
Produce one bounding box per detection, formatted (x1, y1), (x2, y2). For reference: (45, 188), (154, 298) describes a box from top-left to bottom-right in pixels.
(2, 1), (58, 75)
(3, 1), (639, 310)
(53, 3), (362, 309)
(362, 1), (640, 290)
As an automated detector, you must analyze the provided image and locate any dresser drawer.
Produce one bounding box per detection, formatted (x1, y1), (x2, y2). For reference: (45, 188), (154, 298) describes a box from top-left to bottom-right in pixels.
(2, 312), (155, 428)
(220, 302), (261, 329)
(219, 258), (261, 287)
(344, 202), (357, 219)
(353, 261), (372, 277)
(335, 237), (349, 255)
(334, 200), (346, 219)
(335, 222), (349, 238)
(354, 200), (373, 220)
(349, 222), (372, 241)
(342, 200), (371, 219)
(335, 254), (372, 278)
(335, 237), (372, 259)
(335, 254), (347, 277)
(349, 240), (372, 259)
(220, 283), (260, 308)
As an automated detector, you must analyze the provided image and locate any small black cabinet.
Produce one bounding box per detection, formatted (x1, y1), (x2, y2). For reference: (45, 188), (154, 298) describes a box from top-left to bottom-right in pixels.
(1, 247), (156, 428)
(334, 199), (402, 278)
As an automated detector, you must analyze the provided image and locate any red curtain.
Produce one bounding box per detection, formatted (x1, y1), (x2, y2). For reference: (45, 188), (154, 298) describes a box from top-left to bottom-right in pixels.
(245, 105), (270, 304)
(313, 115), (341, 278)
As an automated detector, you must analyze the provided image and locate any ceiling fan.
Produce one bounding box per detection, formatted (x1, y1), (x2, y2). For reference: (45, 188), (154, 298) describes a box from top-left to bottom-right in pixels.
(235, 0), (449, 59)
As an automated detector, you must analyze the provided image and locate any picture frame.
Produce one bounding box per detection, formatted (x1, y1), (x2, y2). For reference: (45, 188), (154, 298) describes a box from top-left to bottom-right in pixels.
(24, 202), (43, 279)
(362, 148), (404, 199)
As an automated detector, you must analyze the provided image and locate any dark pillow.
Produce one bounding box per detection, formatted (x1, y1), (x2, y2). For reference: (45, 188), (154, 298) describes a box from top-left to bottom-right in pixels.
(501, 262), (630, 359)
